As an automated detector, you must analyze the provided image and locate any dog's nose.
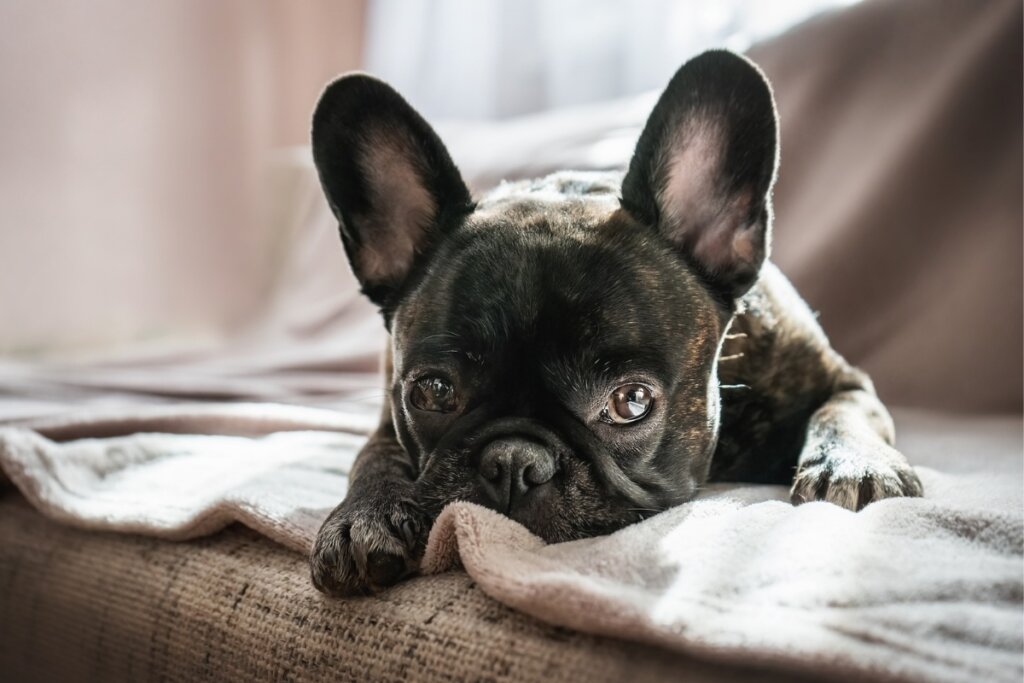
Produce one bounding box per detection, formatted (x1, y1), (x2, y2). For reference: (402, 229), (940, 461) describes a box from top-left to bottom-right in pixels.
(478, 438), (556, 512)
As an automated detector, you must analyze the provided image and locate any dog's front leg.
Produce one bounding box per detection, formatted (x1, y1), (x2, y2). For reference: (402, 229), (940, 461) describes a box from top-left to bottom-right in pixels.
(310, 422), (426, 596)
(791, 372), (923, 511)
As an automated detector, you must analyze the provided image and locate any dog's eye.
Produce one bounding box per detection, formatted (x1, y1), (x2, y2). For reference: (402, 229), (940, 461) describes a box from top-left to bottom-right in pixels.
(410, 376), (459, 413)
(601, 384), (653, 424)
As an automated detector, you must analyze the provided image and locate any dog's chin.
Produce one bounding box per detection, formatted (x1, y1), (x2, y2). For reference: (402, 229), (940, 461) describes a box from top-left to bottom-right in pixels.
(482, 494), (651, 544)
(521, 511), (652, 544)
(504, 503), (576, 544)
(418, 483), (645, 543)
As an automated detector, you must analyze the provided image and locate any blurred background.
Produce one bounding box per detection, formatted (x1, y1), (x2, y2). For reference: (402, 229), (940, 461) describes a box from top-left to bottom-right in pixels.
(0, 0), (1020, 419)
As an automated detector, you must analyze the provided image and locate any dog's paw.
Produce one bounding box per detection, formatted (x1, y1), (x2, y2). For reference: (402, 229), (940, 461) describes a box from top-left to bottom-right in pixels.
(310, 491), (427, 597)
(790, 448), (923, 511)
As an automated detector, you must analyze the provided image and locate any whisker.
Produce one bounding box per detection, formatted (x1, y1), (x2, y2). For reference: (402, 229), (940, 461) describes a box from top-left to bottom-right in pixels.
(720, 383), (751, 391)
(724, 332), (748, 340)
(718, 353), (745, 362)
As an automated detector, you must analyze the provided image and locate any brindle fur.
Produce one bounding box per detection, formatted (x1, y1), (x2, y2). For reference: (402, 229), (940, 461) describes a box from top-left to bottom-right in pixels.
(308, 53), (922, 597)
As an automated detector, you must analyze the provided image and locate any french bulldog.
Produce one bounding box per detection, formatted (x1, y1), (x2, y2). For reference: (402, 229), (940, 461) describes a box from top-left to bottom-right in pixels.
(308, 50), (922, 596)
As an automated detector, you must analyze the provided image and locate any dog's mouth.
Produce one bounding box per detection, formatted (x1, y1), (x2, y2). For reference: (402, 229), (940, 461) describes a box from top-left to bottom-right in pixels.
(414, 452), (667, 545)
(410, 413), (689, 542)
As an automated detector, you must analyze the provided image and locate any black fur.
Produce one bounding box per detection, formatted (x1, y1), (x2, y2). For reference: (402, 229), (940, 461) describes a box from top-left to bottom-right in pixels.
(308, 51), (922, 597)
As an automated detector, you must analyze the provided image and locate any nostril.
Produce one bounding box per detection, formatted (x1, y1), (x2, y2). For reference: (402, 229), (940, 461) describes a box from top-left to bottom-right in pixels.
(481, 452), (511, 482)
(522, 460), (555, 486)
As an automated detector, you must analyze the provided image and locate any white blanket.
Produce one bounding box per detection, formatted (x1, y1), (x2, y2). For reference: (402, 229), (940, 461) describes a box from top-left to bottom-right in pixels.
(0, 404), (1020, 683)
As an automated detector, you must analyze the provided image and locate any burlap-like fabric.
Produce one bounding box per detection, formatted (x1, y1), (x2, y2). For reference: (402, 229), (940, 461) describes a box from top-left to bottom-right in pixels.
(0, 494), (813, 683)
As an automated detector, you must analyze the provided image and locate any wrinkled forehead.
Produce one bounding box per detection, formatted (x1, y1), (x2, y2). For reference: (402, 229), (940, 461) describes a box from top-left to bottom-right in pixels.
(392, 193), (718, 380)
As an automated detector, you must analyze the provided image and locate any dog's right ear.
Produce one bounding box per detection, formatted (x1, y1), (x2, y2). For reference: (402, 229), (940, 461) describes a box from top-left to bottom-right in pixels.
(312, 74), (472, 310)
(621, 51), (779, 301)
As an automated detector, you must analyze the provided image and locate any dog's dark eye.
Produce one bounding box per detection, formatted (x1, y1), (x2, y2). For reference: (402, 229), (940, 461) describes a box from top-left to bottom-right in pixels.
(601, 384), (653, 424)
(410, 376), (459, 413)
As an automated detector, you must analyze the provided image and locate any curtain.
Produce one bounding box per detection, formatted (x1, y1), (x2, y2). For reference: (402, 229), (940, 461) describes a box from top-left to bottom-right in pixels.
(364, 0), (860, 120)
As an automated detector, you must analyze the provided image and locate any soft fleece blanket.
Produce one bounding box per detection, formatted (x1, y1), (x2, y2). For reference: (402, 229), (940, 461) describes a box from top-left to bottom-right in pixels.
(0, 404), (1020, 683)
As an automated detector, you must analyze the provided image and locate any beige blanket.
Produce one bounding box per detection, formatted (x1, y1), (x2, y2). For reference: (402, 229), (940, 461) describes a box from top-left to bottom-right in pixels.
(1, 405), (1020, 683)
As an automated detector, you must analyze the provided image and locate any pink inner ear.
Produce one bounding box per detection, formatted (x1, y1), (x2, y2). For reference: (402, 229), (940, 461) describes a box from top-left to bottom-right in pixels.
(658, 122), (724, 237)
(355, 133), (437, 285)
(659, 123), (761, 278)
(689, 194), (761, 277)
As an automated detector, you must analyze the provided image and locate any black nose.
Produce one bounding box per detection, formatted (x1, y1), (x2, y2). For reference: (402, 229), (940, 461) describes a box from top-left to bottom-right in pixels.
(478, 438), (556, 512)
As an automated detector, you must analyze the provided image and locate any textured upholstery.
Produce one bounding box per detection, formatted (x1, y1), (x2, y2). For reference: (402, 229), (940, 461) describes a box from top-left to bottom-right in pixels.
(0, 494), (810, 683)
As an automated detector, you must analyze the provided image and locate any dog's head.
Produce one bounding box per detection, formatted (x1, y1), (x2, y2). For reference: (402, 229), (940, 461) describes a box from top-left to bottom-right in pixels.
(312, 51), (779, 542)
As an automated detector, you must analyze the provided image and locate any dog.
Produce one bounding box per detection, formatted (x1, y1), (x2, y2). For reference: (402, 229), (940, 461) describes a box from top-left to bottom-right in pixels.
(307, 50), (923, 596)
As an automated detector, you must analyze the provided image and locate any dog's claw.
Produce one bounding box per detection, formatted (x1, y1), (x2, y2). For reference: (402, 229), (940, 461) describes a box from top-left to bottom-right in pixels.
(400, 519), (419, 548)
(790, 446), (923, 511)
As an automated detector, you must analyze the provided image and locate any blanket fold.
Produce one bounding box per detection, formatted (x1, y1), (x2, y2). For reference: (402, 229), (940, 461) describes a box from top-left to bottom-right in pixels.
(0, 404), (1021, 683)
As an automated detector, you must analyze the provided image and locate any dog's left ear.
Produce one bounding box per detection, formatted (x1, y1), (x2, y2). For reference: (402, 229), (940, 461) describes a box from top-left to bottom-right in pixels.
(621, 50), (779, 300)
